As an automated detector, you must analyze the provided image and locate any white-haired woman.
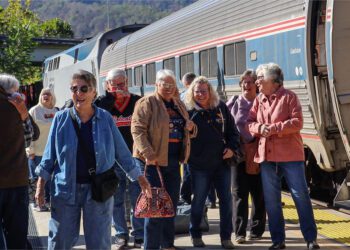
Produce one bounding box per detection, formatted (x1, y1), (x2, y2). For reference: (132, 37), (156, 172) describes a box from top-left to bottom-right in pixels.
(183, 76), (239, 249)
(247, 63), (319, 250)
(27, 88), (58, 211)
(131, 69), (196, 250)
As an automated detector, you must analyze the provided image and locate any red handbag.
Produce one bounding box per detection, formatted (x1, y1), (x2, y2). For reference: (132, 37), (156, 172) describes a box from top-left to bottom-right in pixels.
(134, 164), (175, 218)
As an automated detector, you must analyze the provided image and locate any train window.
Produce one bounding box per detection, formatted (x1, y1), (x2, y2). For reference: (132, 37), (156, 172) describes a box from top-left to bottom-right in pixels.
(127, 68), (133, 87)
(224, 44), (236, 75)
(48, 60), (53, 71)
(56, 57), (60, 69)
(180, 53), (194, 79)
(134, 66), (143, 87)
(200, 47), (217, 78)
(250, 51), (257, 61)
(146, 63), (156, 85)
(209, 47), (218, 78)
(53, 58), (57, 70)
(236, 42), (246, 75)
(163, 58), (175, 72)
(200, 50), (209, 77)
(224, 41), (246, 76)
(74, 49), (79, 64)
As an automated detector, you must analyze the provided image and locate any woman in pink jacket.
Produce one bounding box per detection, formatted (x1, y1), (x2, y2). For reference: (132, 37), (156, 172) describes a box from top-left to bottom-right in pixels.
(246, 63), (319, 250)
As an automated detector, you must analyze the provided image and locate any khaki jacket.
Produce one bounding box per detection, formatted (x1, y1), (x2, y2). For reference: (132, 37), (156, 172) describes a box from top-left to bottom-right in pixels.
(131, 92), (196, 166)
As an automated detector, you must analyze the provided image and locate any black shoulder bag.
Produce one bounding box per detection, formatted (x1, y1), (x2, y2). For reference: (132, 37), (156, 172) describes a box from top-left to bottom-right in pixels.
(69, 108), (119, 202)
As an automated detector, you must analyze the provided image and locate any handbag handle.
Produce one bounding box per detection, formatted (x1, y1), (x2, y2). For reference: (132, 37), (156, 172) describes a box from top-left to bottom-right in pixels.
(144, 163), (165, 188)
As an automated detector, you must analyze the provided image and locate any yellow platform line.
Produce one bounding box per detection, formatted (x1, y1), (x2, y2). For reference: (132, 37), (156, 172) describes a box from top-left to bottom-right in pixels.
(282, 196), (350, 246)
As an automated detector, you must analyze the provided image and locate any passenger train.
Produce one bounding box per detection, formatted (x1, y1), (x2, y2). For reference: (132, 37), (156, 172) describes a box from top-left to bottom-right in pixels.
(42, 24), (146, 107)
(43, 0), (350, 208)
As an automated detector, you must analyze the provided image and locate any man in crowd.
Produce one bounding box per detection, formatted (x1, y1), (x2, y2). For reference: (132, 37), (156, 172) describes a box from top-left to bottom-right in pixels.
(0, 74), (34, 249)
(95, 68), (143, 249)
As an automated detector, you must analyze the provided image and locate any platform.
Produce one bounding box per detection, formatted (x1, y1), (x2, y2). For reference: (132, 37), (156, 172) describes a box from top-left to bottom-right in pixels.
(28, 195), (350, 249)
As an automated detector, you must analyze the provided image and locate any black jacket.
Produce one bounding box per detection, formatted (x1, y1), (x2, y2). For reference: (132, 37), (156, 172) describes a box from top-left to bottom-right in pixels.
(188, 101), (240, 170)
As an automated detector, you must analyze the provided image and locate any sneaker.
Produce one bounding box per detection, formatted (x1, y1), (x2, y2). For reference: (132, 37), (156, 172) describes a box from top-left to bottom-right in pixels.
(307, 241), (320, 249)
(115, 237), (128, 250)
(34, 204), (49, 212)
(134, 238), (143, 248)
(221, 240), (235, 249)
(269, 241), (286, 250)
(192, 238), (205, 247)
(248, 234), (262, 240)
(235, 236), (245, 244)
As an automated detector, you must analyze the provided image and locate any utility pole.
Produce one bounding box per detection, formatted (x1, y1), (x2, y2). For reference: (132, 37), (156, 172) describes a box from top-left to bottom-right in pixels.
(106, 0), (110, 31)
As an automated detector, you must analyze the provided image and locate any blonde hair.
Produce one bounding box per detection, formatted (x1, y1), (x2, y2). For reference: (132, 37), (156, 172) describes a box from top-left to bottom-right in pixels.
(39, 87), (56, 108)
(184, 76), (219, 110)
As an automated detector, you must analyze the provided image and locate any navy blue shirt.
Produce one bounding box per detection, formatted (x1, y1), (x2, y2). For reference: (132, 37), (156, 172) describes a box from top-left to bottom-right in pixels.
(76, 118), (96, 183)
(164, 100), (185, 157)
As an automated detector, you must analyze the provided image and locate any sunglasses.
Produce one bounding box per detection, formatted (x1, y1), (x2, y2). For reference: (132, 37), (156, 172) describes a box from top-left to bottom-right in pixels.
(70, 85), (90, 93)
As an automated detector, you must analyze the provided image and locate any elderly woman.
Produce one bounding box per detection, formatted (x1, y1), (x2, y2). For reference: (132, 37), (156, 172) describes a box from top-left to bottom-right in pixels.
(246, 63), (319, 250)
(227, 70), (266, 244)
(131, 69), (195, 250)
(35, 70), (151, 250)
(183, 76), (239, 249)
(27, 88), (58, 211)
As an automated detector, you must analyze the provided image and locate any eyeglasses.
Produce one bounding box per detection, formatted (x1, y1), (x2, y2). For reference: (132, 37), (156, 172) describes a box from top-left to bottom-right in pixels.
(109, 80), (126, 87)
(194, 90), (209, 95)
(257, 75), (265, 80)
(159, 82), (176, 89)
(70, 85), (90, 93)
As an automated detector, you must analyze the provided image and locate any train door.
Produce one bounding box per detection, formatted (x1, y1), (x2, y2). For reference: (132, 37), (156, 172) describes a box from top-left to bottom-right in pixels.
(325, 0), (350, 209)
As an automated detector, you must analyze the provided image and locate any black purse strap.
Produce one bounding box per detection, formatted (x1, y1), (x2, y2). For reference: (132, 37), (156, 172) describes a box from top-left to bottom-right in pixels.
(69, 108), (96, 176)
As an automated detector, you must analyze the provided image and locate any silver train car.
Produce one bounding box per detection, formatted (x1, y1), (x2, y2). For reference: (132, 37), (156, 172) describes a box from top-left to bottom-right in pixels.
(99, 0), (350, 207)
(42, 24), (146, 107)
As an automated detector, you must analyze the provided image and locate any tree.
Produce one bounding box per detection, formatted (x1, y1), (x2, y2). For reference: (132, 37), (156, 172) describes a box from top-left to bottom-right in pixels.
(40, 18), (74, 38)
(0, 0), (74, 84)
(0, 0), (40, 83)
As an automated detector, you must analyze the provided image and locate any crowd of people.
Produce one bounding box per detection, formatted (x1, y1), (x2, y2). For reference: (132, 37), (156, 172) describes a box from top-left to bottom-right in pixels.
(0, 63), (321, 250)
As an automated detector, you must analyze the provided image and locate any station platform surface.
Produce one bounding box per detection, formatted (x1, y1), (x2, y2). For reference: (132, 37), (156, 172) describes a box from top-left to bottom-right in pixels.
(28, 194), (350, 249)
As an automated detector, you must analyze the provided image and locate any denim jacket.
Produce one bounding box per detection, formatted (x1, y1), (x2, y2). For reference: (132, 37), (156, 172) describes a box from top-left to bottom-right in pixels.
(36, 106), (141, 204)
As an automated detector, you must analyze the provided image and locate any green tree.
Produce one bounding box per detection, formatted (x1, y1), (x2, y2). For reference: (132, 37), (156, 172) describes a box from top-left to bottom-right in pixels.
(0, 0), (74, 84)
(0, 0), (40, 83)
(40, 18), (74, 38)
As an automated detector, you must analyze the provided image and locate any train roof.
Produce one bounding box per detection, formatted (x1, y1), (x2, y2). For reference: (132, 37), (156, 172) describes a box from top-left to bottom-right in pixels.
(101, 0), (305, 72)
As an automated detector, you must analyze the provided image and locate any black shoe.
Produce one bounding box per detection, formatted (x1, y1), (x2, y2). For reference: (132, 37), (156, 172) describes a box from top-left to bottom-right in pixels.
(269, 241), (286, 250)
(115, 237), (128, 250)
(134, 238), (143, 248)
(307, 241), (320, 249)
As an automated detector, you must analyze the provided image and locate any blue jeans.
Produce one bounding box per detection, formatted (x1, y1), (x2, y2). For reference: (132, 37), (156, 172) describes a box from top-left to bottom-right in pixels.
(29, 156), (51, 202)
(180, 164), (192, 204)
(48, 184), (114, 250)
(136, 158), (181, 250)
(190, 166), (233, 240)
(260, 161), (317, 243)
(113, 167), (144, 240)
(0, 186), (29, 249)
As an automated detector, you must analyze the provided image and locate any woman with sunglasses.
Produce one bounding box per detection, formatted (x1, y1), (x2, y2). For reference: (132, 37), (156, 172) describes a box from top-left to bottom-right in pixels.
(183, 76), (240, 249)
(131, 69), (196, 250)
(35, 70), (151, 250)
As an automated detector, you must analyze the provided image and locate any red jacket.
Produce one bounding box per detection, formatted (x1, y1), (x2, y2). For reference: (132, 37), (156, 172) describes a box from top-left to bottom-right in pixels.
(247, 86), (304, 163)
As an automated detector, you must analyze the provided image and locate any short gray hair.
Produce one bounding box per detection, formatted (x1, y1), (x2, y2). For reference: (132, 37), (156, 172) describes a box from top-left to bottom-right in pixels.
(182, 72), (196, 85)
(71, 70), (96, 89)
(256, 63), (284, 85)
(106, 68), (127, 81)
(156, 69), (176, 84)
(0, 74), (20, 94)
